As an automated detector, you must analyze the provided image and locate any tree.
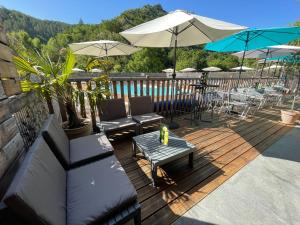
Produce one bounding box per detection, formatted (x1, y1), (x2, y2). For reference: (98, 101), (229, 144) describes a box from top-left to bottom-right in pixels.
(171, 48), (208, 71)
(125, 48), (167, 72)
(78, 18), (84, 25)
(206, 52), (240, 71)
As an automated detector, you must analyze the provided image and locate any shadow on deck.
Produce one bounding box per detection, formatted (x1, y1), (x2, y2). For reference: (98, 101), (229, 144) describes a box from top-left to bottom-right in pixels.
(111, 107), (294, 225)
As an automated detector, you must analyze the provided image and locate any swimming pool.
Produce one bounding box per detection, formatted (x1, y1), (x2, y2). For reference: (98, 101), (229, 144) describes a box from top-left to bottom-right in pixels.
(111, 83), (175, 96)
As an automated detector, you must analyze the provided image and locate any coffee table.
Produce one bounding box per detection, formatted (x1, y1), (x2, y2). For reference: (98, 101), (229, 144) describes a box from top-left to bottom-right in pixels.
(132, 131), (195, 186)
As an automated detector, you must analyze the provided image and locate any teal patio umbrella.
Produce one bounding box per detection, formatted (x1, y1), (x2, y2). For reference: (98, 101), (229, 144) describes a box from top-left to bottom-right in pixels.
(205, 27), (300, 80)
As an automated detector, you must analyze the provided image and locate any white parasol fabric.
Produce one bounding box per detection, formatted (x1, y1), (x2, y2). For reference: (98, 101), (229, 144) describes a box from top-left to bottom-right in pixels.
(180, 67), (197, 72)
(202, 66), (222, 72)
(162, 68), (176, 73)
(263, 65), (284, 70)
(120, 10), (246, 48)
(69, 40), (140, 57)
(72, 68), (84, 72)
(230, 66), (254, 71)
(232, 45), (300, 59)
(90, 68), (103, 73)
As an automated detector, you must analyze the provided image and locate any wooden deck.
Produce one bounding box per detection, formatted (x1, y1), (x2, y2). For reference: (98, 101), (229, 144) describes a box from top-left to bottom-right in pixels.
(112, 108), (293, 225)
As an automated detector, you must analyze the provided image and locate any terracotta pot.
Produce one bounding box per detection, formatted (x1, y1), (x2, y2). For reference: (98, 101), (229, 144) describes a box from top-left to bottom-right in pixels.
(281, 110), (299, 125)
(63, 118), (92, 139)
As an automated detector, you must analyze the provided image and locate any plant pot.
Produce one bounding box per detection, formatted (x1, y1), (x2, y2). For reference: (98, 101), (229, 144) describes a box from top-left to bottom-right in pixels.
(63, 118), (92, 139)
(281, 110), (299, 125)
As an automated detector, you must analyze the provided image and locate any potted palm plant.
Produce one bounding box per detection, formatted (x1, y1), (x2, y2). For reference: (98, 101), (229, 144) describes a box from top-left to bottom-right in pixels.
(13, 49), (92, 139)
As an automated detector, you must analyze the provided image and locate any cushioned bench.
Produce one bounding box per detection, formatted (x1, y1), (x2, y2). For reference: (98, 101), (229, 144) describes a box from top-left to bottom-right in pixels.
(98, 98), (138, 135)
(41, 115), (114, 169)
(129, 96), (163, 134)
(2, 137), (141, 225)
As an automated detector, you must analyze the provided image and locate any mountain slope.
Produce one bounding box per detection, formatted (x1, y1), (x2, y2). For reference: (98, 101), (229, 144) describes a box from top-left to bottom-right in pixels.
(0, 7), (71, 42)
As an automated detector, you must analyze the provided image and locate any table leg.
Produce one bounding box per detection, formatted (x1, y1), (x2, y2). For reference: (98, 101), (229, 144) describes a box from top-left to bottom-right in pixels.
(189, 152), (194, 168)
(151, 164), (157, 187)
(132, 140), (137, 157)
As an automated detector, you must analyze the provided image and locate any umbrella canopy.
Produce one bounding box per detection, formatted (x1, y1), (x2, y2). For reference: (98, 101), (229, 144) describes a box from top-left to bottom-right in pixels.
(263, 65), (284, 70)
(162, 68), (176, 73)
(180, 67), (197, 72)
(230, 66), (254, 71)
(90, 68), (103, 73)
(202, 66), (222, 72)
(69, 40), (140, 57)
(205, 27), (300, 52)
(120, 9), (246, 128)
(205, 27), (300, 79)
(72, 68), (84, 72)
(120, 10), (246, 48)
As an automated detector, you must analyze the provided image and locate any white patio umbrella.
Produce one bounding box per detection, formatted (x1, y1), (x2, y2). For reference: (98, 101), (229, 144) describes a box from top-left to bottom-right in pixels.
(120, 9), (246, 128)
(232, 45), (300, 77)
(202, 66), (222, 72)
(230, 66), (254, 71)
(263, 64), (284, 70)
(72, 68), (84, 72)
(180, 67), (197, 72)
(69, 40), (140, 58)
(162, 68), (176, 73)
(90, 68), (103, 73)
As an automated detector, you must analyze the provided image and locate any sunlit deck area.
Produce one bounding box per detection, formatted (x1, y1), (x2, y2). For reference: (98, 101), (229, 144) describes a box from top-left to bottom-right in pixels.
(112, 108), (294, 225)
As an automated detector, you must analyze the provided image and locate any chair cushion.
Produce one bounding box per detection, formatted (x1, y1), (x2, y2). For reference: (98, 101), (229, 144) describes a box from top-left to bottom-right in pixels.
(69, 133), (114, 167)
(101, 117), (136, 132)
(67, 155), (137, 225)
(41, 114), (70, 168)
(99, 98), (127, 121)
(4, 137), (66, 225)
(129, 96), (153, 116)
(132, 113), (163, 124)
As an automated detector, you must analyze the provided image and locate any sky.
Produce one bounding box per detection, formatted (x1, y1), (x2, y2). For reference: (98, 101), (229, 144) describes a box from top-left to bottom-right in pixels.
(0, 0), (300, 28)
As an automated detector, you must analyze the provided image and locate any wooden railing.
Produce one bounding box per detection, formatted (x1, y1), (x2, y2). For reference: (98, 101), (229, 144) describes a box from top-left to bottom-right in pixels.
(68, 76), (280, 126)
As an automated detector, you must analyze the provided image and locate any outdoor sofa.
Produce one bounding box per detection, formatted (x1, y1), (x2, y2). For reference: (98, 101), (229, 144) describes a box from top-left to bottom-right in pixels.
(41, 114), (114, 169)
(1, 136), (141, 225)
(129, 96), (164, 134)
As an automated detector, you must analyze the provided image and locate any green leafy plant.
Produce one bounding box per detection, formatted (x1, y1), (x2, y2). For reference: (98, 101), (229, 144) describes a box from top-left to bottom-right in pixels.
(13, 48), (84, 129)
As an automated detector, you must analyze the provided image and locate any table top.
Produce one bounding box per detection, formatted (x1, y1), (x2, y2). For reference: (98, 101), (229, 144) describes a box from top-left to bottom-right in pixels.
(133, 131), (195, 166)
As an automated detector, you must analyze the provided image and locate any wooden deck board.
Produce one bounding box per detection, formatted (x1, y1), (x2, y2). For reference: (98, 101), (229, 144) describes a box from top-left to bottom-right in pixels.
(114, 108), (292, 225)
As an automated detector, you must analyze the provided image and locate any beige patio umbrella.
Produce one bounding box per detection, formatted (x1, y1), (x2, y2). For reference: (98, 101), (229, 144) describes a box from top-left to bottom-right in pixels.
(180, 68), (197, 72)
(120, 9), (246, 128)
(69, 40), (141, 58)
(202, 66), (222, 72)
(162, 68), (176, 73)
(230, 66), (254, 71)
(72, 68), (84, 72)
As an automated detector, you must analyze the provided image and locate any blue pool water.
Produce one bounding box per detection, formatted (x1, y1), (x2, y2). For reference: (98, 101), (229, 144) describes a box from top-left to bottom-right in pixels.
(111, 83), (174, 96)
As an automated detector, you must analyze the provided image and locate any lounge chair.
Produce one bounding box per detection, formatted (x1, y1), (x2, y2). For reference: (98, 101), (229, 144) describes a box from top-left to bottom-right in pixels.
(2, 136), (141, 225)
(41, 114), (113, 169)
(129, 96), (163, 133)
(98, 98), (138, 135)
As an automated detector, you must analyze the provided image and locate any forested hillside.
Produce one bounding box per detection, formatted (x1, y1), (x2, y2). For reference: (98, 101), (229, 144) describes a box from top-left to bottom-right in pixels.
(4, 4), (295, 72)
(0, 7), (70, 42)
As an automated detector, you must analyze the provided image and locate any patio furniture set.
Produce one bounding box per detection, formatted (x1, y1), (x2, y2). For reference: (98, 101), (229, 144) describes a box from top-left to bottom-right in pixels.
(187, 84), (287, 120)
(0, 95), (196, 225)
(98, 96), (163, 135)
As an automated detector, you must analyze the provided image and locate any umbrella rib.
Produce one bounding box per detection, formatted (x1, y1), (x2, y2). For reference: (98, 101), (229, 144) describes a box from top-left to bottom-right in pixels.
(71, 44), (96, 54)
(113, 44), (130, 55)
(187, 20), (213, 41)
(259, 33), (286, 46)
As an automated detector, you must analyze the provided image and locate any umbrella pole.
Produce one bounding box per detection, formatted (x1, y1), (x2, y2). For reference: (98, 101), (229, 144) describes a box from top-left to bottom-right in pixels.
(273, 60), (279, 78)
(260, 49), (269, 80)
(169, 30), (179, 129)
(238, 31), (249, 85)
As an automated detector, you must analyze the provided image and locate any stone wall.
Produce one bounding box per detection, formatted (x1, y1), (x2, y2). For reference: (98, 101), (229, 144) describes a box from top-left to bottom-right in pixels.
(0, 24), (24, 179)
